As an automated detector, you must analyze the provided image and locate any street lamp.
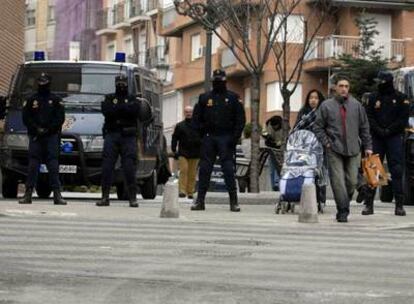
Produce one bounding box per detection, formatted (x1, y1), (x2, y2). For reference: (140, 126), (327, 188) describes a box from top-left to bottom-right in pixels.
(156, 62), (170, 83)
(174, 0), (220, 92)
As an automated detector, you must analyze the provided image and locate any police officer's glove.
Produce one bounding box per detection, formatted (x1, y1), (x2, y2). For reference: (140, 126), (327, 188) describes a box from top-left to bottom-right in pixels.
(36, 127), (48, 136)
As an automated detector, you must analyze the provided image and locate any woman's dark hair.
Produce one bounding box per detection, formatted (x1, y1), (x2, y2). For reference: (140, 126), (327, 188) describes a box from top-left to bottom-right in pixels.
(303, 89), (325, 112)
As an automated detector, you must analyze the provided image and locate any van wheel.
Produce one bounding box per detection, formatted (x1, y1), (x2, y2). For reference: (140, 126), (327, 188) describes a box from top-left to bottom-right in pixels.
(2, 176), (18, 199)
(36, 179), (52, 198)
(141, 170), (157, 200)
(116, 183), (129, 200)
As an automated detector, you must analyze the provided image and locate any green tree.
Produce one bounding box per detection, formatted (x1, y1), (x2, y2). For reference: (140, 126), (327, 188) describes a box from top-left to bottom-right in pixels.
(337, 12), (388, 99)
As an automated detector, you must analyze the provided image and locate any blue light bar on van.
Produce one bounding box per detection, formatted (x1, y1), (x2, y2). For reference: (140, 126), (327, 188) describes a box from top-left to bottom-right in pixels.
(115, 52), (126, 63)
(34, 51), (45, 61)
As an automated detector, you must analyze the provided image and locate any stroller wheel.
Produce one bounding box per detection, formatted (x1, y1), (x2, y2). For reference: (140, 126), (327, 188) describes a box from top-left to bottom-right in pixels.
(275, 202), (282, 214)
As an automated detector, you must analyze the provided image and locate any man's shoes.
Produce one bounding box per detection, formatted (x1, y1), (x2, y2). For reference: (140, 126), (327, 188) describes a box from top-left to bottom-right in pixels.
(361, 204), (374, 215)
(191, 200), (205, 211)
(361, 197), (374, 215)
(229, 192), (240, 212)
(19, 187), (33, 204)
(395, 196), (406, 216)
(179, 192), (186, 198)
(187, 194), (194, 200)
(336, 211), (348, 223)
(53, 189), (67, 205)
(336, 214), (348, 223)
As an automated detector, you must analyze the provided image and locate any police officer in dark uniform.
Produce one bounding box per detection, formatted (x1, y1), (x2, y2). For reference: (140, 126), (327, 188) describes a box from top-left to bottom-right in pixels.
(363, 71), (410, 216)
(19, 73), (66, 205)
(96, 74), (140, 208)
(191, 69), (246, 212)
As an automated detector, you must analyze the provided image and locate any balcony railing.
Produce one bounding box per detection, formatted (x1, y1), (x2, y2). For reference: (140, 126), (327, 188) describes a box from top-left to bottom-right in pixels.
(136, 45), (166, 68)
(146, 0), (158, 11)
(96, 8), (115, 31)
(129, 0), (143, 18)
(146, 45), (166, 68)
(113, 1), (127, 25)
(305, 35), (406, 63)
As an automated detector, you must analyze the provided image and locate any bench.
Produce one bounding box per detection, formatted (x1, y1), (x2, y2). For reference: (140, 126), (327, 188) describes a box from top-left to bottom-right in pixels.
(236, 147), (283, 192)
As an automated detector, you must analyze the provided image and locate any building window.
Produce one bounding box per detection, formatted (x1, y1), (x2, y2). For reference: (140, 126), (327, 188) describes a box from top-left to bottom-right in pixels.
(191, 33), (202, 61)
(266, 82), (302, 112)
(48, 5), (55, 22)
(26, 9), (36, 26)
(124, 37), (133, 62)
(106, 43), (116, 61)
(269, 14), (304, 44)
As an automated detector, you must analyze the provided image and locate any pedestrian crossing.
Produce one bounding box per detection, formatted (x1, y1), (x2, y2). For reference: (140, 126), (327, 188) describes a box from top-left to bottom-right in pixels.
(0, 205), (413, 303)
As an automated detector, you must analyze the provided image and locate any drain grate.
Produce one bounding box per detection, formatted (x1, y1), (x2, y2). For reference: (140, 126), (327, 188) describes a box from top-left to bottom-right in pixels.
(181, 248), (252, 258)
(206, 239), (270, 246)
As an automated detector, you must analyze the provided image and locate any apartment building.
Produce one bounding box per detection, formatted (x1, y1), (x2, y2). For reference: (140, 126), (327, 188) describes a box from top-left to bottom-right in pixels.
(159, 0), (414, 125)
(96, 0), (179, 142)
(24, 0), (56, 60)
(53, 0), (102, 60)
(0, 0), (25, 95)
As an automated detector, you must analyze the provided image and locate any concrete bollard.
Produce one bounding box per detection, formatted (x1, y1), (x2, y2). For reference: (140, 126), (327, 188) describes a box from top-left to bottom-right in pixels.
(298, 183), (318, 223)
(160, 177), (180, 218)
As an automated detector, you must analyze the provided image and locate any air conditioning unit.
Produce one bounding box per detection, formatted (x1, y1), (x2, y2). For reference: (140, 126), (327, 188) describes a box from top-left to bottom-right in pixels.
(197, 46), (205, 57)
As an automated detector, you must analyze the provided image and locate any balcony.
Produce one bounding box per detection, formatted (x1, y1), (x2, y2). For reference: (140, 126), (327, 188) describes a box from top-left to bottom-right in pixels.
(146, 45), (167, 69)
(112, 1), (130, 29)
(304, 35), (406, 71)
(96, 8), (117, 36)
(135, 45), (166, 69)
(159, 5), (195, 37)
(218, 47), (250, 78)
(128, 0), (150, 23)
(146, 0), (158, 14)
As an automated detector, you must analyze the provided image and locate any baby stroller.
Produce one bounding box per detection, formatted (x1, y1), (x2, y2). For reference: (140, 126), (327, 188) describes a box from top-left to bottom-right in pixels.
(276, 128), (326, 214)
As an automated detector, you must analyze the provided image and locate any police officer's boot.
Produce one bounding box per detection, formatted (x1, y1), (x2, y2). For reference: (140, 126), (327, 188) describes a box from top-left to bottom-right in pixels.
(191, 193), (205, 211)
(53, 189), (67, 205)
(395, 195), (406, 216)
(128, 186), (139, 208)
(229, 191), (240, 212)
(96, 187), (110, 207)
(19, 187), (33, 204)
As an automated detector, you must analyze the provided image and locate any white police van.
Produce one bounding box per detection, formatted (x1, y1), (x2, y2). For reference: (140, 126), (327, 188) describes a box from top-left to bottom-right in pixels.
(0, 52), (170, 200)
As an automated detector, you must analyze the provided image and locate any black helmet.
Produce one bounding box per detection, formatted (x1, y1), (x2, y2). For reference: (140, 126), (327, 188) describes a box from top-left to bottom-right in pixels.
(212, 69), (226, 82)
(37, 72), (51, 86)
(376, 70), (393, 84)
(115, 74), (128, 87)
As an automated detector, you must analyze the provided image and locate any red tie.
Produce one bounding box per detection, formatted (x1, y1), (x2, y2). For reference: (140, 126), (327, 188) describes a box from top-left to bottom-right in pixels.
(340, 104), (347, 141)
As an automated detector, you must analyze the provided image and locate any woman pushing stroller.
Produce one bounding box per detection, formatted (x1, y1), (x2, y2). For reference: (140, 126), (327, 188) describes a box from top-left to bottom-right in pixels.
(276, 89), (327, 213)
(294, 89), (327, 209)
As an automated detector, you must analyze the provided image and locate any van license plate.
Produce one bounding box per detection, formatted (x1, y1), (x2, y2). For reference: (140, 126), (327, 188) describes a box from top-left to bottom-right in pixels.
(39, 165), (77, 174)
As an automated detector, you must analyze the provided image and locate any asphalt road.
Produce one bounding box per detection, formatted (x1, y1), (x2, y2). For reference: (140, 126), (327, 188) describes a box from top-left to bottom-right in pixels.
(0, 195), (413, 304)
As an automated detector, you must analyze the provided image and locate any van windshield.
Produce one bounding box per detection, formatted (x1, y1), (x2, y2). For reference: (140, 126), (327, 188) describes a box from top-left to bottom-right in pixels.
(12, 64), (128, 108)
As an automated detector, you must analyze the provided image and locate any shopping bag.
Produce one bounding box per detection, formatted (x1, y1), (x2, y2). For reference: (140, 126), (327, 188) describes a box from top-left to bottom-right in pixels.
(362, 154), (388, 188)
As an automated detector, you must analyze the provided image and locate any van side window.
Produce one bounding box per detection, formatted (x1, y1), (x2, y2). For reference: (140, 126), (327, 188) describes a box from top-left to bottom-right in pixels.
(134, 74), (142, 96)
